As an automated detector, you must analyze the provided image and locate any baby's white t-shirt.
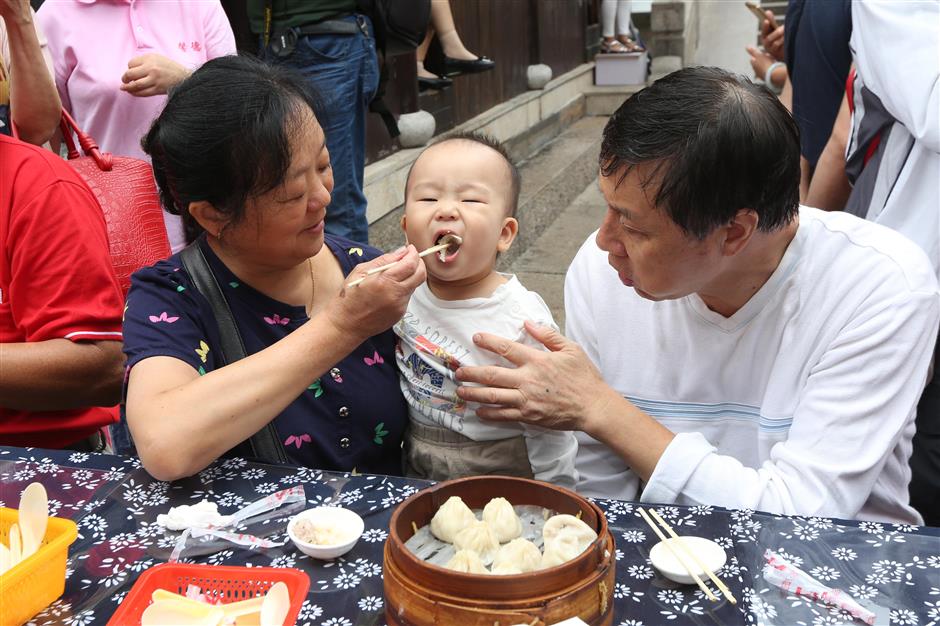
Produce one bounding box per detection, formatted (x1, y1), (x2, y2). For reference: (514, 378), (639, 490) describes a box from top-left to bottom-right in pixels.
(395, 275), (578, 487)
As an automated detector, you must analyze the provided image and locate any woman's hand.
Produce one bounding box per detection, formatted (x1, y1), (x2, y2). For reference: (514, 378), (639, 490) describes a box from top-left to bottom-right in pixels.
(454, 321), (620, 434)
(326, 245), (426, 339)
(121, 54), (190, 97)
(0, 0), (31, 23)
(759, 10), (785, 61)
(746, 45), (787, 89)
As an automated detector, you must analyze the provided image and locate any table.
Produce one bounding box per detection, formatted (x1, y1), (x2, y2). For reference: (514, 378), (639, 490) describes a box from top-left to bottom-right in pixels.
(2, 446), (938, 626)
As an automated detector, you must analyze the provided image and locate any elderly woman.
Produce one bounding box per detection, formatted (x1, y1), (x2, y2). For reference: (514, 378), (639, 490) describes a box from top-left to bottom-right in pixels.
(118, 55), (425, 481)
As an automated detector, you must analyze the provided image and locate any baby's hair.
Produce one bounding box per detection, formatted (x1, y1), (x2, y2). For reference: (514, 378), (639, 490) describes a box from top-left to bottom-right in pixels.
(404, 131), (521, 217)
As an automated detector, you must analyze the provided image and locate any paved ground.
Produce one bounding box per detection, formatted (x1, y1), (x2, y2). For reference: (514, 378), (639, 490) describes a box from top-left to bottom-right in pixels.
(505, 2), (755, 330)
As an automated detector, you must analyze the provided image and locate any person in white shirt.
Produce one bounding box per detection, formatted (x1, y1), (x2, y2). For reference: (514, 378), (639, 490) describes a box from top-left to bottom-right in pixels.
(842, 0), (940, 527)
(455, 67), (939, 524)
(393, 132), (578, 487)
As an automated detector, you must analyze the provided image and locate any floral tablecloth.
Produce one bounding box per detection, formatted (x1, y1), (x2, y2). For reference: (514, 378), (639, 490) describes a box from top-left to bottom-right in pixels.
(1, 446), (938, 626)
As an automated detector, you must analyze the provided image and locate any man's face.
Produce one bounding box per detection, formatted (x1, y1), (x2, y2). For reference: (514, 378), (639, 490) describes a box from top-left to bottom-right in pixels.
(595, 165), (724, 302)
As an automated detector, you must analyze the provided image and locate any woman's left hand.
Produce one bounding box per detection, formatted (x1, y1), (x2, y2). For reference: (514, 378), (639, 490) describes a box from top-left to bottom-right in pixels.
(121, 54), (190, 97)
(454, 321), (620, 434)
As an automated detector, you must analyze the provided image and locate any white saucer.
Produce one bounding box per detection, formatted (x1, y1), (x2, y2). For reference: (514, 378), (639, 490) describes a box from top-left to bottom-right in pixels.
(649, 536), (726, 585)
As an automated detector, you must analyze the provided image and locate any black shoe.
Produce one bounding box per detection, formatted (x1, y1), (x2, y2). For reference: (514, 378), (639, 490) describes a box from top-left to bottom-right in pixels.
(442, 55), (495, 76)
(418, 74), (453, 92)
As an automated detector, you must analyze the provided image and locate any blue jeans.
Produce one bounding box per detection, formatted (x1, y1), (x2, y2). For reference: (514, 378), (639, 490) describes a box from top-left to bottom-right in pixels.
(261, 15), (379, 243)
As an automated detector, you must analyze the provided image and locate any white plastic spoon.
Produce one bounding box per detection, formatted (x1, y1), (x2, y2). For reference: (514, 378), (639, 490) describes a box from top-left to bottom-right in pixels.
(8, 523), (22, 567)
(18, 483), (49, 559)
(259, 581), (290, 626)
(0, 542), (11, 575)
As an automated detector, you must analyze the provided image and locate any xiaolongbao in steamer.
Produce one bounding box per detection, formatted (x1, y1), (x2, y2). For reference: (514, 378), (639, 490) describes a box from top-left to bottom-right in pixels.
(445, 549), (489, 574)
(541, 531), (590, 568)
(453, 520), (500, 564)
(540, 514), (599, 568)
(491, 538), (541, 574)
(542, 514), (597, 547)
(430, 496), (477, 543)
(482, 497), (522, 543)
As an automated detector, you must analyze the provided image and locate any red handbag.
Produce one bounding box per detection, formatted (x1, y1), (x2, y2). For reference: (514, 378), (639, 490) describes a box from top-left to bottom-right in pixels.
(58, 110), (170, 296)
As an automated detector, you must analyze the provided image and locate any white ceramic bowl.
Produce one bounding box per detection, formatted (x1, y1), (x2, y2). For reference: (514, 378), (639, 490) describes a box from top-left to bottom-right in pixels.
(649, 536), (727, 585)
(287, 507), (364, 560)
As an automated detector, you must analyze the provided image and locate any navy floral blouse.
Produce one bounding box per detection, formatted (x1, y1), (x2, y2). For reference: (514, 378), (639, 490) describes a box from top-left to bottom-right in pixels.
(117, 234), (406, 475)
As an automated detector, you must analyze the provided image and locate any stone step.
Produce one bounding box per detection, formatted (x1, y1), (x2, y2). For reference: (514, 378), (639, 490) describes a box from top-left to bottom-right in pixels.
(496, 115), (608, 272)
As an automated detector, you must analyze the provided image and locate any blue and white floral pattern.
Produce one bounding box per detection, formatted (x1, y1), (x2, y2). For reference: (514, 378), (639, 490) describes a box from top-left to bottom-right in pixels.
(2, 446), (937, 626)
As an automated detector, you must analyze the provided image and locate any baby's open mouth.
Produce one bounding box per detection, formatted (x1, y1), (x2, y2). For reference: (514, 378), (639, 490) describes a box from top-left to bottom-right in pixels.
(435, 233), (462, 263)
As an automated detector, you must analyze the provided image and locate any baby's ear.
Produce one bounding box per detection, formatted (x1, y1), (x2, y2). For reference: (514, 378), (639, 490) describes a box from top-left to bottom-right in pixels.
(400, 214), (407, 231)
(496, 217), (519, 253)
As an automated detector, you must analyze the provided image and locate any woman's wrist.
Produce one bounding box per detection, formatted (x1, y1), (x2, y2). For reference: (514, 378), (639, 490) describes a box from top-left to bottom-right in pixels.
(764, 61), (786, 93)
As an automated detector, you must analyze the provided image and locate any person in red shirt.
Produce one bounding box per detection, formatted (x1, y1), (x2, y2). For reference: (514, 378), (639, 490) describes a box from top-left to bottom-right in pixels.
(0, 134), (124, 449)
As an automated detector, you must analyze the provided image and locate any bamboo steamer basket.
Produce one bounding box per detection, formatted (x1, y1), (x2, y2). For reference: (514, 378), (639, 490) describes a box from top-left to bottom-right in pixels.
(384, 476), (616, 626)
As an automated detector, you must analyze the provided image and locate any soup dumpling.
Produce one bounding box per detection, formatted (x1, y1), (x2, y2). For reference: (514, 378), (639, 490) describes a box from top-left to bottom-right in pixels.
(430, 496), (477, 543)
(482, 497), (523, 543)
(540, 514), (598, 568)
(491, 538), (541, 574)
(445, 549), (489, 574)
(542, 514), (597, 548)
(453, 520), (500, 564)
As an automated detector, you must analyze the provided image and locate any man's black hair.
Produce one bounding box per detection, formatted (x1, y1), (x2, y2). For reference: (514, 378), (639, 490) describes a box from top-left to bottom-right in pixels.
(143, 55), (324, 244)
(405, 131), (521, 217)
(599, 66), (801, 239)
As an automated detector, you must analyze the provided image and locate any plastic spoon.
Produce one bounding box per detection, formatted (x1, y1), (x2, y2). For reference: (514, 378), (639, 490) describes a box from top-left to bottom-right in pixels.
(8, 523), (22, 566)
(259, 581), (290, 626)
(0, 542), (11, 575)
(18, 483), (49, 559)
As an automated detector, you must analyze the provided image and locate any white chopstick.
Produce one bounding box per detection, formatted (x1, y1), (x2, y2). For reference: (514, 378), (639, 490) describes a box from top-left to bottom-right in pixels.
(346, 241), (453, 288)
(648, 508), (737, 605)
(637, 507), (719, 602)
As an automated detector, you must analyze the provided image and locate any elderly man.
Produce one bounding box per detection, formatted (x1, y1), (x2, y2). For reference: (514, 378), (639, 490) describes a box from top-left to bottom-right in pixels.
(456, 66), (939, 524)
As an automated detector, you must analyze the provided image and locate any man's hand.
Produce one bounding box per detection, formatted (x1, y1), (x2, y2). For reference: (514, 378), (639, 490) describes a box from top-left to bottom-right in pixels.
(760, 9), (785, 61)
(455, 321), (618, 433)
(121, 54), (190, 97)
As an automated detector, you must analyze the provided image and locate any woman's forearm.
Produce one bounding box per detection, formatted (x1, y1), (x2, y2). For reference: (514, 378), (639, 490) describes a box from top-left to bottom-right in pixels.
(4, 11), (61, 145)
(126, 312), (360, 480)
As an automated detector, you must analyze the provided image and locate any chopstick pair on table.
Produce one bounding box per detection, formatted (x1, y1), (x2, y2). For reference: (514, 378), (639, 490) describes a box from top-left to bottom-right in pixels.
(637, 506), (737, 605)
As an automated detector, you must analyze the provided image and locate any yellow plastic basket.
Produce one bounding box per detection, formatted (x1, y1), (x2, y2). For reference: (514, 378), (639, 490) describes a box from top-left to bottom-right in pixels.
(0, 507), (77, 626)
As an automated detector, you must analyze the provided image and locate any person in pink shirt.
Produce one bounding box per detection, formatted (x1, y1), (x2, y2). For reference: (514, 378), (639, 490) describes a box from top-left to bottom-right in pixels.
(37, 0), (236, 253)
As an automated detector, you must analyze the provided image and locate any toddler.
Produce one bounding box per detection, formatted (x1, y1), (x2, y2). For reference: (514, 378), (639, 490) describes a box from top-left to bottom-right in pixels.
(394, 132), (578, 487)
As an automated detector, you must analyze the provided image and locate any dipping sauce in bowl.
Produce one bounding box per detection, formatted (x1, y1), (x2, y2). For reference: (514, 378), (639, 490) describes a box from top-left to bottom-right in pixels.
(288, 507), (364, 560)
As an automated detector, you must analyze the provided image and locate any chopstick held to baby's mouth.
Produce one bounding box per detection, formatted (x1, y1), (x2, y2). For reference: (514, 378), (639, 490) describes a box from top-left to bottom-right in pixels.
(346, 234), (463, 288)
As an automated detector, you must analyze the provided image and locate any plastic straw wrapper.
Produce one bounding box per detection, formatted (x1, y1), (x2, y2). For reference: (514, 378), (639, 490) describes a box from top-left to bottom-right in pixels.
(763, 550), (881, 625)
(167, 486), (305, 561)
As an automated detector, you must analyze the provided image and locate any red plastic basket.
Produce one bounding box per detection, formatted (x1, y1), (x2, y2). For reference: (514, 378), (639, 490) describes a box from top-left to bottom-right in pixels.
(106, 563), (309, 625)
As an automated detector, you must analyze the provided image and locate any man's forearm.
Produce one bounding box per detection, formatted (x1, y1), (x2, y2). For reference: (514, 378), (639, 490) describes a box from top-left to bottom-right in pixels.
(582, 389), (675, 483)
(0, 339), (124, 410)
(4, 11), (61, 145)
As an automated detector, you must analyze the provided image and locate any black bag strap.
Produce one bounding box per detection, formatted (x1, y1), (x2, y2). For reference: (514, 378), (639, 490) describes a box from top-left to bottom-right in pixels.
(180, 243), (289, 465)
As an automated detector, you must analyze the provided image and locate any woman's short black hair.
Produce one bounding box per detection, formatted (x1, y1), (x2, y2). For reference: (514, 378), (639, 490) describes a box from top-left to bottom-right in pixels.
(599, 66), (801, 239)
(143, 54), (323, 243)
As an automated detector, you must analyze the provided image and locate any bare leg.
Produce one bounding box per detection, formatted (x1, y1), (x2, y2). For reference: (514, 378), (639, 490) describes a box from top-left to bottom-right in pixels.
(431, 0), (477, 61)
(416, 27), (438, 79)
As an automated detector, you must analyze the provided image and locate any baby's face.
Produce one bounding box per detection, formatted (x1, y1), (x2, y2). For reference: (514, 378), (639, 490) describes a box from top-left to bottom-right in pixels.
(403, 140), (518, 286)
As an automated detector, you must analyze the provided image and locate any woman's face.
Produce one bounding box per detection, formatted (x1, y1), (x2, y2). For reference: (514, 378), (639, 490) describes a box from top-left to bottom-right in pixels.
(220, 108), (333, 268)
